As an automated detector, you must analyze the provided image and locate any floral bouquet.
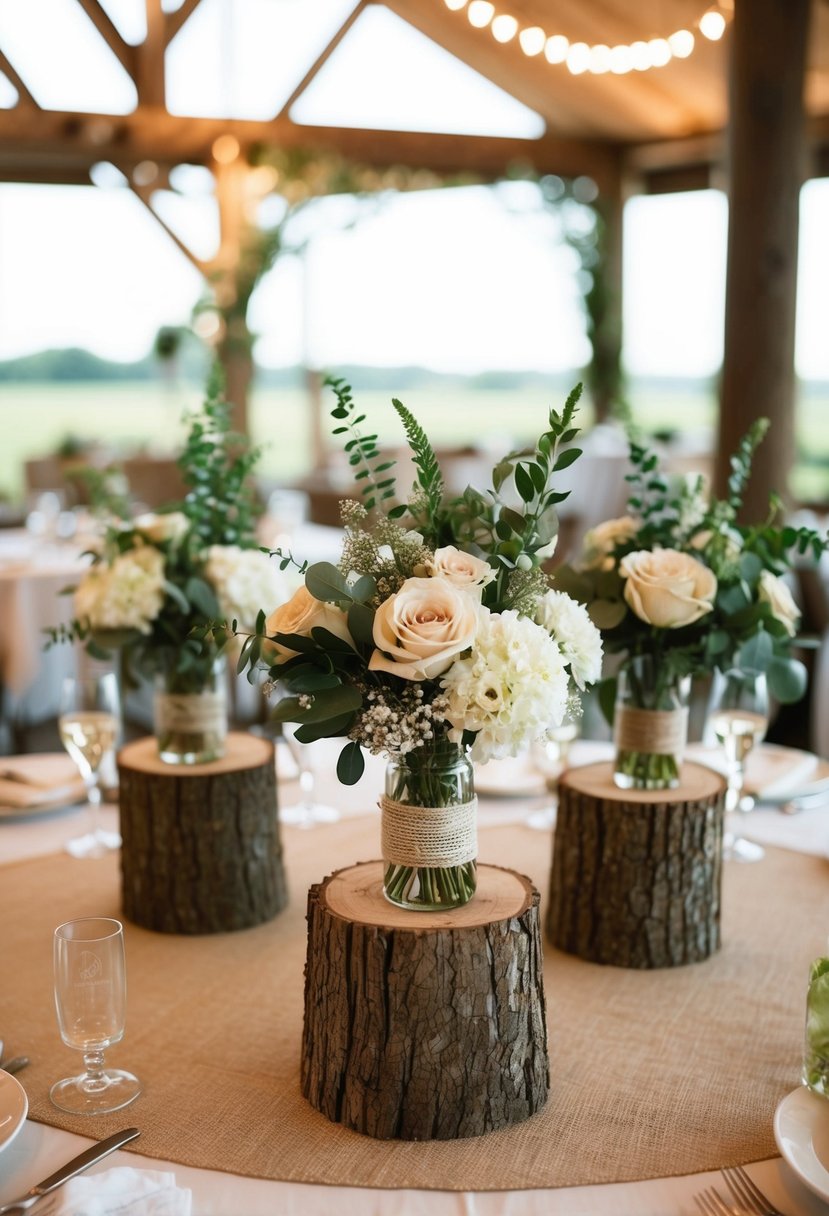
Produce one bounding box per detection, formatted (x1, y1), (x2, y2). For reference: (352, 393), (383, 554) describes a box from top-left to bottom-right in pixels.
(553, 420), (828, 789)
(241, 378), (603, 910)
(51, 373), (284, 764)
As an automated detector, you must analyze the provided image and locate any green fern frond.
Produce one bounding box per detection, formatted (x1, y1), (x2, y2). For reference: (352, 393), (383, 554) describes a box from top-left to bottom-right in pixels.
(324, 375), (398, 512)
(391, 398), (445, 522)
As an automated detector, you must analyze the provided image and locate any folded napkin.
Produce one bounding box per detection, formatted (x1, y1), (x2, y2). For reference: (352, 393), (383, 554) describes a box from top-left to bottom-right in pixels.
(0, 754), (86, 812)
(687, 743), (820, 800)
(32, 1168), (192, 1216)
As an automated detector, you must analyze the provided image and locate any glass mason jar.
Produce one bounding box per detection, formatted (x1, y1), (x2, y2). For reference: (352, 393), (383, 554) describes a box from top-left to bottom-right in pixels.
(613, 654), (691, 790)
(382, 739), (477, 911)
(153, 655), (227, 766)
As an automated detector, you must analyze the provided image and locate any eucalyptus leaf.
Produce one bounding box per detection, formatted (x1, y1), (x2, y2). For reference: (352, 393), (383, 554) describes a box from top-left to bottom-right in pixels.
(588, 599), (627, 629)
(598, 676), (617, 726)
(767, 655), (808, 703)
(736, 629), (774, 673)
(294, 711), (355, 743)
(337, 741), (365, 785)
(185, 576), (220, 618)
(305, 562), (351, 604)
(347, 602), (376, 648)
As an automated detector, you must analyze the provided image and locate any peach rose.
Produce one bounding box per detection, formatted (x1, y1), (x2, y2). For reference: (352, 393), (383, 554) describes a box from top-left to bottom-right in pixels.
(580, 515), (640, 571)
(758, 570), (800, 637)
(265, 585), (353, 660)
(133, 511), (189, 544)
(427, 546), (495, 595)
(369, 576), (480, 681)
(619, 549), (717, 629)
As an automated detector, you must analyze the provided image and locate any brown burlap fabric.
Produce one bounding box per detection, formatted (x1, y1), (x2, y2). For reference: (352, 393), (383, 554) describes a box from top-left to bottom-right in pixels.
(0, 814), (821, 1191)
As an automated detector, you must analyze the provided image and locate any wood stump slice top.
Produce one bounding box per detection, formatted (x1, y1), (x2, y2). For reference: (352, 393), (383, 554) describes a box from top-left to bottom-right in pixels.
(119, 731), (272, 777)
(324, 860), (533, 930)
(560, 759), (725, 803)
(303, 861), (548, 1140)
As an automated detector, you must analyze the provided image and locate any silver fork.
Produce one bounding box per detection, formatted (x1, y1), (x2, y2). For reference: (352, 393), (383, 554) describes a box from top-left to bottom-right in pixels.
(695, 1186), (740, 1215)
(721, 1164), (785, 1216)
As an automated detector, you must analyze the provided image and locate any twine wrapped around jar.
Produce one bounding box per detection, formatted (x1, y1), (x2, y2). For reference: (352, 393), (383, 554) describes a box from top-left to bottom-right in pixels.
(613, 706), (689, 757)
(154, 690), (226, 735)
(380, 794), (478, 869)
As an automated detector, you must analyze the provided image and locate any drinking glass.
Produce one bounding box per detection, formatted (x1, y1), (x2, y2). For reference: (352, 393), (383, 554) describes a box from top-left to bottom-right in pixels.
(526, 712), (580, 830)
(279, 729), (340, 829)
(51, 917), (141, 1115)
(706, 668), (769, 862)
(58, 673), (121, 858)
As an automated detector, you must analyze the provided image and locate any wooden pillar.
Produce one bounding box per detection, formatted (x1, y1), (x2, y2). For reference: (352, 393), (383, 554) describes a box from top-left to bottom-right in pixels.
(214, 157), (253, 436)
(716, 0), (811, 518)
(589, 158), (626, 425)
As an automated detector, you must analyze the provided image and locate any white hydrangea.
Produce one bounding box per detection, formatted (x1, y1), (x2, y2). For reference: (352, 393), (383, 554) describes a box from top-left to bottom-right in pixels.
(535, 589), (604, 689)
(440, 608), (569, 764)
(74, 546), (165, 634)
(205, 545), (287, 629)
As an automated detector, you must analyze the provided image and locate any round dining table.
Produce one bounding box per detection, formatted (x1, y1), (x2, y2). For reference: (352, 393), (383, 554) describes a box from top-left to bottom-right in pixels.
(1, 739), (829, 1216)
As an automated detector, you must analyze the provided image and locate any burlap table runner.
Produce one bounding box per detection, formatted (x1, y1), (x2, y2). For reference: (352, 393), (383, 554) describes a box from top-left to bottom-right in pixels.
(0, 814), (823, 1191)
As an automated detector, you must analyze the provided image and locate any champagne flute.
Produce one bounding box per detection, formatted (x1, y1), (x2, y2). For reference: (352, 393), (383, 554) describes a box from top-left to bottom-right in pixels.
(58, 673), (121, 858)
(706, 668), (769, 863)
(527, 712), (580, 830)
(279, 728), (340, 829)
(51, 917), (141, 1115)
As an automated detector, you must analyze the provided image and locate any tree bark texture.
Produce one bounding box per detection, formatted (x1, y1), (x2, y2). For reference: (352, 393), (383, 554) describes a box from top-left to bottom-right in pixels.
(118, 734), (286, 934)
(548, 762), (725, 969)
(301, 861), (549, 1140)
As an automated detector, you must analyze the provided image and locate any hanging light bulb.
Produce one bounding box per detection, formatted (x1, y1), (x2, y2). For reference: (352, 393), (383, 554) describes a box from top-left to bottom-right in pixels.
(518, 25), (545, 56)
(566, 42), (591, 74)
(647, 37), (672, 67)
(668, 29), (695, 58)
(491, 13), (518, 42)
(443, 0), (467, 10)
(589, 44), (611, 74)
(699, 7), (726, 39)
(467, 0), (494, 28)
(544, 34), (569, 64)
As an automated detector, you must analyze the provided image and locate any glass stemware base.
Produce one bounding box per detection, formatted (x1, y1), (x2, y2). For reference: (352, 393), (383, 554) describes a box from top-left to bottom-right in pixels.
(50, 1067), (141, 1115)
(279, 800), (340, 829)
(65, 826), (122, 859)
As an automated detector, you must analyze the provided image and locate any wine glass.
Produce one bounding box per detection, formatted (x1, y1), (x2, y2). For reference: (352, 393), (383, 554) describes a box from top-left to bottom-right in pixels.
(58, 673), (121, 858)
(279, 728), (340, 829)
(50, 917), (141, 1115)
(526, 712), (580, 830)
(706, 668), (770, 863)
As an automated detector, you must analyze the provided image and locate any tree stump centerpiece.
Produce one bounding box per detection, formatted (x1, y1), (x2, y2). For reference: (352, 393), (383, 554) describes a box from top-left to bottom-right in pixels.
(302, 860), (549, 1140)
(118, 732), (287, 934)
(548, 761), (726, 969)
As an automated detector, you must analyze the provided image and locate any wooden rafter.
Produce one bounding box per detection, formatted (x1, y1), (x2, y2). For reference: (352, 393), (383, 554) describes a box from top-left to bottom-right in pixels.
(136, 0), (166, 107)
(165, 0), (204, 48)
(277, 0), (369, 120)
(128, 181), (209, 275)
(75, 0), (136, 80)
(0, 50), (38, 108)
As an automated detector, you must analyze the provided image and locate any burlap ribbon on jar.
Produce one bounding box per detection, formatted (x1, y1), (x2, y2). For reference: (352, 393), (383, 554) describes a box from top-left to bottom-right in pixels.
(154, 689), (226, 734)
(614, 706), (689, 756)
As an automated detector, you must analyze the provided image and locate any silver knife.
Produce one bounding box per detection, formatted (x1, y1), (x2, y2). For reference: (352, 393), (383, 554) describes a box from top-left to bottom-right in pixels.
(0, 1127), (140, 1214)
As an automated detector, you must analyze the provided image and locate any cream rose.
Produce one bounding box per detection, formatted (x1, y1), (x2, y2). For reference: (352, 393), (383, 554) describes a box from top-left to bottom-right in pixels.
(427, 545), (495, 595)
(369, 576), (480, 681)
(580, 515), (639, 571)
(265, 585), (353, 660)
(758, 570), (800, 637)
(133, 511), (189, 544)
(619, 548), (717, 629)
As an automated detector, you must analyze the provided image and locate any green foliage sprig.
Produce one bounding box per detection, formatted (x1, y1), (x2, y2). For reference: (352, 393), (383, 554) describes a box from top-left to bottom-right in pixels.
(326, 375), (399, 515)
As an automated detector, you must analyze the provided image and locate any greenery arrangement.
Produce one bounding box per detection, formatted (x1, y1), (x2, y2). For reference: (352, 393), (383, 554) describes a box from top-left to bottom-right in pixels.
(553, 419), (828, 774)
(50, 370), (281, 693)
(240, 377), (603, 906)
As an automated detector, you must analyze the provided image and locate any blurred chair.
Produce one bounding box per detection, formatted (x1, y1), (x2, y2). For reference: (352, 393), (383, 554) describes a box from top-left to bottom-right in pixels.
(122, 457), (187, 511)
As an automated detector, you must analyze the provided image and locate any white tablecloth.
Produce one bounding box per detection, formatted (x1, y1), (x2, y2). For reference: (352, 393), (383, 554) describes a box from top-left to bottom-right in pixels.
(2, 745), (829, 1216)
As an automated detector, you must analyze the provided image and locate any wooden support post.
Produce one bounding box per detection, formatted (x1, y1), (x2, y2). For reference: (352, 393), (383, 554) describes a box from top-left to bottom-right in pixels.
(302, 861), (549, 1140)
(118, 733), (287, 934)
(548, 762), (726, 969)
(717, 0), (811, 518)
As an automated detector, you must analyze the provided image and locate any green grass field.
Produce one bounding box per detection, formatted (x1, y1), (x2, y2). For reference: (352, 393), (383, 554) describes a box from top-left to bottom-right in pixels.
(1, 379), (826, 505)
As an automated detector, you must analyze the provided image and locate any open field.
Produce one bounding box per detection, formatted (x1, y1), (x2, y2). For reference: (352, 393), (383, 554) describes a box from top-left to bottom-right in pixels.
(0, 378), (826, 505)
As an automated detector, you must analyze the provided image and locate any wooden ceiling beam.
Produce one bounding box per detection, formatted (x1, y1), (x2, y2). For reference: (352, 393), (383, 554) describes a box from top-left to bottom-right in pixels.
(0, 50), (38, 108)
(136, 0), (166, 107)
(0, 108), (620, 188)
(164, 0), (204, 48)
(75, 0), (136, 81)
(277, 0), (368, 119)
(128, 181), (209, 274)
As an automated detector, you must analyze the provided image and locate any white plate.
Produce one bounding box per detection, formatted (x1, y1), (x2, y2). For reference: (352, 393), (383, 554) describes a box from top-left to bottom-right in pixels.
(0, 1068), (28, 1154)
(774, 1085), (829, 1202)
(474, 757), (546, 799)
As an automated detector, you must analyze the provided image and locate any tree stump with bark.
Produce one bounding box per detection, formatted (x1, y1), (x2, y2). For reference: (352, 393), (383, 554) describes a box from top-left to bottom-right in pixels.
(118, 732), (286, 935)
(548, 761), (726, 969)
(302, 860), (549, 1141)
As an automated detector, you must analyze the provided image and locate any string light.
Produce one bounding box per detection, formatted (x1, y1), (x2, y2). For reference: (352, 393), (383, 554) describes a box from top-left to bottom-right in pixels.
(442, 0), (731, 73)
